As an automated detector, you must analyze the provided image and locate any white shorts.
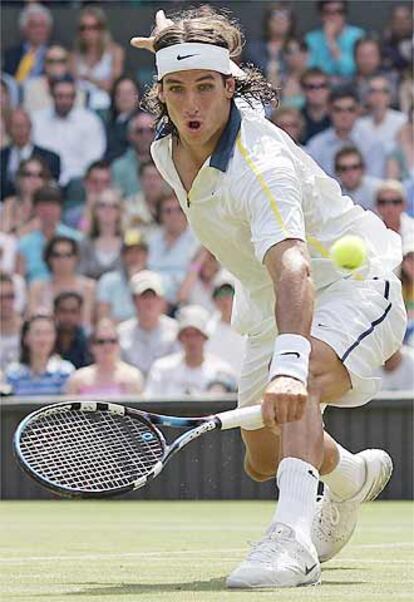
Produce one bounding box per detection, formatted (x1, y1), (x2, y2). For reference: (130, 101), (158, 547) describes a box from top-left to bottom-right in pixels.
(238, 275), (407, 410)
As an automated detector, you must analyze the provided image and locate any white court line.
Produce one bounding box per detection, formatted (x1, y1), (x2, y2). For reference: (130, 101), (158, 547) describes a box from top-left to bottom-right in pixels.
(0, 543), (413, 565)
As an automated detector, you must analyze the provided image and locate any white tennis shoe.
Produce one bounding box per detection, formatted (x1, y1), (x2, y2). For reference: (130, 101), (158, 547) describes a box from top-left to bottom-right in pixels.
(312, 449), (393, 563)
(226, 523), (321, 589)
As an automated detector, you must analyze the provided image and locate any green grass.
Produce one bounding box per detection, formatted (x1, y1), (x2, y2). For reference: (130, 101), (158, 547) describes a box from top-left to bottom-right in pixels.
(1, 501), (413, 602)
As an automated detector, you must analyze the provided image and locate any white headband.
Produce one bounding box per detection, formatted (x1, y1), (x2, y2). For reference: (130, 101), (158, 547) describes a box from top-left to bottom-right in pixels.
(156, 42), (244, 80)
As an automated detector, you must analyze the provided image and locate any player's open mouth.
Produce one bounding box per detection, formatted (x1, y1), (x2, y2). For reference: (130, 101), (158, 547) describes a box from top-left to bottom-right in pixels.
(187, 120), (202, 130)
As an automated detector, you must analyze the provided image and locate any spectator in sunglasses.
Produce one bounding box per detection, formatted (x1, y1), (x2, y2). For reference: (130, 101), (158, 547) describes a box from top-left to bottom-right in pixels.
(306, 1), (364, 81)
(300, 68), (331, 143)
(335, 146), (381, 211)
(111, 111), (154, 198)
(28, 235), (96, 329)
(23, 45), (86, 115)
(70, 6), (124, 114)
(375, 180), (414, 250)
(66, 317), (144, 395)
(307, 88), (386, 179)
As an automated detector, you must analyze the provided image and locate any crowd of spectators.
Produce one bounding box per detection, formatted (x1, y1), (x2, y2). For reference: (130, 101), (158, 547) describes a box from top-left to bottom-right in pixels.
(1, 0), (413, 397)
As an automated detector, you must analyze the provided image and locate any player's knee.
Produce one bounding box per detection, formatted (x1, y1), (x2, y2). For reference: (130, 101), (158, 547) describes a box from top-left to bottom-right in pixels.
(244, 454), (276, 482)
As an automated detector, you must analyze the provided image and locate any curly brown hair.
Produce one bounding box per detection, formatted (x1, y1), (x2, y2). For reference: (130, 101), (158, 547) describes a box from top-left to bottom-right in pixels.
(141, 6), (278, 131)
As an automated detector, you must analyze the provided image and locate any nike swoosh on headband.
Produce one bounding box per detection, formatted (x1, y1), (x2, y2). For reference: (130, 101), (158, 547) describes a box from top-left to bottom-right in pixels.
(177, 53), (198, 61)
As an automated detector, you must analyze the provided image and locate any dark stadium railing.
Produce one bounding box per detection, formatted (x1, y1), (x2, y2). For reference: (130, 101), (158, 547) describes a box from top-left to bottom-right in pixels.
(1, 392), (412, 500)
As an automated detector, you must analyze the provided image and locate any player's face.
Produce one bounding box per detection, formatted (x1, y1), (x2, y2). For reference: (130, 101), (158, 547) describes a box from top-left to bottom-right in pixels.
(159, 70), (235, 150)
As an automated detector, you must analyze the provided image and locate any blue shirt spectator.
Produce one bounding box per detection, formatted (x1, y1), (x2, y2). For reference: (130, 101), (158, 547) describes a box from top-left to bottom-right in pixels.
(306, 1), (364, 78)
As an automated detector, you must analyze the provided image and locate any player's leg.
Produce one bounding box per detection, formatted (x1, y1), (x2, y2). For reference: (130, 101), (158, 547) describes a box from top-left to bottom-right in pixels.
(228, 338), (349, 588)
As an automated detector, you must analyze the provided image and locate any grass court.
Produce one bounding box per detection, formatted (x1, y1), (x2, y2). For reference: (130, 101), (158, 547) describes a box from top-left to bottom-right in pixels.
(1, 500), (413, 602)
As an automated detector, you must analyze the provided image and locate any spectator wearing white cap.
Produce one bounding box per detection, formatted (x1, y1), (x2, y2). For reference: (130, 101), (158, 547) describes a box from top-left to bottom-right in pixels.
(207, 271), (247, 377)
(145, 304), (236, 396)
(117, 270), (179, 377)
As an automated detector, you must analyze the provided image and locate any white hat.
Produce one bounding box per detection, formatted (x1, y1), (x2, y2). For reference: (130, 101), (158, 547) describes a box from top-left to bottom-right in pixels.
(130, 270), (164, 297)
(177, 305), (210, 338)
(212, 269), (236, 293)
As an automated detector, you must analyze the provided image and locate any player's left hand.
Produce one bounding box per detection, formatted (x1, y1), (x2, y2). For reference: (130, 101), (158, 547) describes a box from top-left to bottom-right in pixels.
(262, 376), (307, 429)
(130, 10), (173, 52)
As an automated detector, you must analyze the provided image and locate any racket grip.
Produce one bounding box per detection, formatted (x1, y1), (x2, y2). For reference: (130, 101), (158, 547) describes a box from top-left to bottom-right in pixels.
(217, 405), (264, 431)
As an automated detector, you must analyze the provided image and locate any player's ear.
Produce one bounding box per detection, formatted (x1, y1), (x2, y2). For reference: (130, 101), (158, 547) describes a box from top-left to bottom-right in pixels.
(225, 76), (236, 99)
(157, 82), (165, 103)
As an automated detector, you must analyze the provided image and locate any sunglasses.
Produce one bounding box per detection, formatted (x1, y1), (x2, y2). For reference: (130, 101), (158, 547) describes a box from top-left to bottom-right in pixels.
(22, 170), (44, 178)
(133, 127), (153, 135)
(304, 82), (328, 91)
(93, 337), (118, 345)
(79, 23), (102, 32)
(323, 8), (345, 16)
(368, 87), (390, 94)
(51, 252), (75, 259)
(377, 198), (403, 206)
(332, 105), (356, 113)
(46, 57), (67, 65)
(96, 202), (119, 209)
(337, 163), (363, 173)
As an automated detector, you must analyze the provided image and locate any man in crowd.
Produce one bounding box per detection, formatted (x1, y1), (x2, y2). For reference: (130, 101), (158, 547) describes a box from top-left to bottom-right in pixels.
(307, 88), (386, 178)
(64, 159), (112, 227)
(375, 180), (414, 250)
(111, 111), (154, 198)
(300, 68), (331, 144)
(353, 37), (399, 108)
(31, 74), (106, 188)
(117, 270), (179, 377)
(0, 108), (60, 199)
(54, 292), (91, 370)
(146, 304), (236, 395)
(270, 107), (305, 146)
(335, 146), (381, 211)
(16, 184), (82, 283)
(358, 75), (407, 153)
(3, 3), (53, 82)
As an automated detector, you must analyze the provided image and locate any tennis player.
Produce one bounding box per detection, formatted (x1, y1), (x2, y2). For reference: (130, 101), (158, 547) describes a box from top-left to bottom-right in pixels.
(130, 7), (407, 588)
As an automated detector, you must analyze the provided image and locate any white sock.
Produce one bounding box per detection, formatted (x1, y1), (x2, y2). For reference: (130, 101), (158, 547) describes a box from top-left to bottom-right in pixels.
(273, 457), (319, 548)
(321, 444), (366, 501)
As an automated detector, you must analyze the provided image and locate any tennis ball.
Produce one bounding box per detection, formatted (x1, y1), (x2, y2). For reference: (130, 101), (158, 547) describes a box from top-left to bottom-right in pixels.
(329, 235), (367, 270)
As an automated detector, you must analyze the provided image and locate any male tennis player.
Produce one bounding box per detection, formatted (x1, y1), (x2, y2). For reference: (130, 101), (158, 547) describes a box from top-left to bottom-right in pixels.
(130, 7), (407, 588)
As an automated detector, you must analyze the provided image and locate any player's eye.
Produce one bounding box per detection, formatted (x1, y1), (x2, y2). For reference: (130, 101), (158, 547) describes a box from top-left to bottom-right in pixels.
(168, 85), (183, 93)
(198, 83), (214, 92)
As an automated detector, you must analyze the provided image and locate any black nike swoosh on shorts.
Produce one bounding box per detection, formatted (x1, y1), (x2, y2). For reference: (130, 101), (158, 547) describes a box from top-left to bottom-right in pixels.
(177, 54), (198, 60)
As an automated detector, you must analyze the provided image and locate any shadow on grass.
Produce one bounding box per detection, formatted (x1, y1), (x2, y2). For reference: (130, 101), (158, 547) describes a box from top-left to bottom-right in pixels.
(32, 578), (227, 597)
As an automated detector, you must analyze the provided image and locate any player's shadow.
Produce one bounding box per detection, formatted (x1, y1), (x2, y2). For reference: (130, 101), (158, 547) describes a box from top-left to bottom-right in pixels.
(44, 577), (227, 597)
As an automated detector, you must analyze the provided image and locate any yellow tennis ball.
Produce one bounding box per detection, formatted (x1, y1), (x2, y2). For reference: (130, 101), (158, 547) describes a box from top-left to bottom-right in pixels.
(329, 235), (367, 270)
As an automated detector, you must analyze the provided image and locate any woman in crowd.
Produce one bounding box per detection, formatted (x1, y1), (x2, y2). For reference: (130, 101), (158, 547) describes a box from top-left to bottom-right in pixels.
(28, 236), (96, 329)
(0, 79), (12, 149)
(70, 6), (124, 114)
(279, 37), (309, 109)
(78, 188), (123, 280)
(1, 158), (51, 236)
(5, 314), (74, 395)
(65, 317), (144, 395)
(105, 76), (140, 162)
(244, 2), (295, 89)
(177, 248), (221, 314)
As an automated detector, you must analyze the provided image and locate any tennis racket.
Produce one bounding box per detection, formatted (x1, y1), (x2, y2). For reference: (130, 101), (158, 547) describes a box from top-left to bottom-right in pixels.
(13, 400), (264, 498)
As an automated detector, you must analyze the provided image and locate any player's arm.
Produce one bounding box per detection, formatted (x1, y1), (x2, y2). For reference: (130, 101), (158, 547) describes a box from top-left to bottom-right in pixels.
(263, 239), (314, 428)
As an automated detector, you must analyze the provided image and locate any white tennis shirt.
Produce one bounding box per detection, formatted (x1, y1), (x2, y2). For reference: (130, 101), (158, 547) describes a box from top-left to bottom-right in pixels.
(151, 103), (402, 337)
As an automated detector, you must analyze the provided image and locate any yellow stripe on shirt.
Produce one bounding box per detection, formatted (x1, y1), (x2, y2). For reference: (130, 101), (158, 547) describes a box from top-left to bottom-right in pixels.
(236, 136), (290, 237)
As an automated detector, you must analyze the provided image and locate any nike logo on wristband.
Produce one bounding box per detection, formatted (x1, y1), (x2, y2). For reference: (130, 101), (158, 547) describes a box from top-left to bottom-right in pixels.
(177, 54), (198, 60)
(305, 563), (317, 575)
(280, 352), (301, 359)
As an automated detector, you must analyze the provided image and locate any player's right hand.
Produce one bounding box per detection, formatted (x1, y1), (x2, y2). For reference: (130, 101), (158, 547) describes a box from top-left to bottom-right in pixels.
(262, 375), (307, 429)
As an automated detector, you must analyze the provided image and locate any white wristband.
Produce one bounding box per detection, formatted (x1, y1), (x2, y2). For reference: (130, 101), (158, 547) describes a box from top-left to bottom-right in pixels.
(268, 334), (311, 385)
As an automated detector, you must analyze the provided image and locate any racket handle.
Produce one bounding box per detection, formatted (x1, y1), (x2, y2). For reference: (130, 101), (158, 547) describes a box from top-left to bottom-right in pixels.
(217, 405), (264, 431)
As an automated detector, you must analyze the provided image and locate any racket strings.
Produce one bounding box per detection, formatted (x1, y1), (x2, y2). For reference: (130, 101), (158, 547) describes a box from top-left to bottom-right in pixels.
(18, 409), (164, 492)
